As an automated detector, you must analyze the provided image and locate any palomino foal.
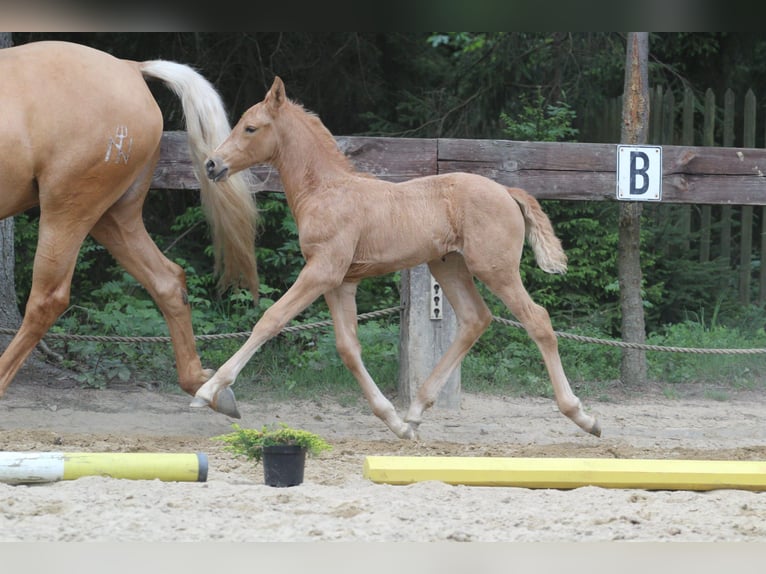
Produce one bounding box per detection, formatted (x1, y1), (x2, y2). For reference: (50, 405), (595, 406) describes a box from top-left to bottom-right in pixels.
(199, 76), (601, 440)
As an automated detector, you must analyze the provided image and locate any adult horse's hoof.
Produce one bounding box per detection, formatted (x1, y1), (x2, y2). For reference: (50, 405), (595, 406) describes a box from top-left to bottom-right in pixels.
(189, 387), (242, 419)
(588, 419), (602, 438)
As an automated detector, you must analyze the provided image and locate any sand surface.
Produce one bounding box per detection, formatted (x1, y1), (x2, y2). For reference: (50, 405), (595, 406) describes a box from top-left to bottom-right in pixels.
(2, 363), (766, 543)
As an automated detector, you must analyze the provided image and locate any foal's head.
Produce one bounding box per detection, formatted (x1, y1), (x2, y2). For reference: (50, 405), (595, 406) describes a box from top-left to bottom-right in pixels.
(206, 76), (288, 182)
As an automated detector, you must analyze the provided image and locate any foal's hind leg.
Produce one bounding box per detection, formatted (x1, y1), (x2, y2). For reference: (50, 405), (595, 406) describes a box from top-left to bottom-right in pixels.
(324, 282), (415, 439)
(404, 253), (492, 433)
(480, 269), (600, 437)
(89, 186), (212, 396)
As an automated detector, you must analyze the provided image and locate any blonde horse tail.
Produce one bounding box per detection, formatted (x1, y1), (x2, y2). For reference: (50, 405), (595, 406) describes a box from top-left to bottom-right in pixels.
(506, 187), (567, 274)
(138, 60), (259, 298)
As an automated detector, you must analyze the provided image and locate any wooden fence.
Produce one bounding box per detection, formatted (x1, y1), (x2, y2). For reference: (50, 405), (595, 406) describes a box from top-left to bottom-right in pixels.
(154, 128), (766, 407)
(156, 131), (766, 206)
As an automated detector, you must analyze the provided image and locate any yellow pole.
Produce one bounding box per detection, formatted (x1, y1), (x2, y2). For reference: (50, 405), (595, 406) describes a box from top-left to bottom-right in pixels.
(364, 456), (766, 491)
(63, 453), (207, 482)
(0, 452), (207, 484)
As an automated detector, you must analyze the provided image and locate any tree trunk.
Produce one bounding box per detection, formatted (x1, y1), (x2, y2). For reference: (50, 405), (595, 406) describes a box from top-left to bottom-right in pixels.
(0, 217), (21, 330)
(0, 32), (23, 351)
(618, 32), (649, 386)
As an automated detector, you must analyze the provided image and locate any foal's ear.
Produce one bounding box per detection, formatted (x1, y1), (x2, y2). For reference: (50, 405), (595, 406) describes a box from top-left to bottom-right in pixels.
(265, 76), (286, 111)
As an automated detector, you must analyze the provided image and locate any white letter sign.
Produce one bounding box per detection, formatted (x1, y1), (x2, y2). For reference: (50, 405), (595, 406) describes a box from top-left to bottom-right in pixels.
(616, 145), (662, 201)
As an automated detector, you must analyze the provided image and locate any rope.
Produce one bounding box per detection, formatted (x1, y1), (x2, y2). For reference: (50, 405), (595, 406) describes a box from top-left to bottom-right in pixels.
(491, 316), (766, 355)
(0, 306), (403, 344)
(1, 304), (764, 355)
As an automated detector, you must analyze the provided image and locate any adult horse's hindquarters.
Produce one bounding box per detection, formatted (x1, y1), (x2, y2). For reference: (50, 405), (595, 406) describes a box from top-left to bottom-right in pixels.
(0, 41), (258, 407)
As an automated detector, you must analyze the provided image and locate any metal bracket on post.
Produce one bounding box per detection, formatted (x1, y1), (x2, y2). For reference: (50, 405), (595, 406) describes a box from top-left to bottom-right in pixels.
(430, 275), (443, 320)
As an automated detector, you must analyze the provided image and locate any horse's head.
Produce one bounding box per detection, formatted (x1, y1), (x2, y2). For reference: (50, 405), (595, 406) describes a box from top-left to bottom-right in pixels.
(206, 76), (286, 182)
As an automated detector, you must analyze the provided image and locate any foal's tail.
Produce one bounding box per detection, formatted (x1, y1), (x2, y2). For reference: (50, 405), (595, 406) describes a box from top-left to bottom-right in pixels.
(138, 60), (259, 297)
(506, 187), (567, 274)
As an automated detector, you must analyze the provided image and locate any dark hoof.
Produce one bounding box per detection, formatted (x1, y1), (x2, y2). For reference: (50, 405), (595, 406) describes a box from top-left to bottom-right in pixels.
(213, 387), (241, 419)
(189, 387), (241, 419)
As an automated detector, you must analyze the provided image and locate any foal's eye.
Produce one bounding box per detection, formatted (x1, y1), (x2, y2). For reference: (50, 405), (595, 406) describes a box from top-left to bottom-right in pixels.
(244, 125), (258, 134)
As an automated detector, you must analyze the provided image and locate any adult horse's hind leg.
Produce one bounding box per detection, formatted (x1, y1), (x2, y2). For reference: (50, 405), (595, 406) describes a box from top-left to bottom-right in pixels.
(404, 253), (492, 433)
(89, 171), (212, 396)
(480, 267), (601, 437)
(324, 281), (415, 439)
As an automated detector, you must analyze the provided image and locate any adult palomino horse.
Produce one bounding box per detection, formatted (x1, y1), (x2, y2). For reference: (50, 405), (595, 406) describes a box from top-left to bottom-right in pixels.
(201, 76), (601, 440)
(0, 41), (258, 410)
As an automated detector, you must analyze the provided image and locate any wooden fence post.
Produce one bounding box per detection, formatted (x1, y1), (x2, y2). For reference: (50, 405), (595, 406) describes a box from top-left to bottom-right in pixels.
(617, 32), (649, 387)
(699, 88), (714, 262)
(762, 118), (766, 306)
(740, 90), (756, 305)
(721, 90), (735, 265)
(398, 264), (460, 409)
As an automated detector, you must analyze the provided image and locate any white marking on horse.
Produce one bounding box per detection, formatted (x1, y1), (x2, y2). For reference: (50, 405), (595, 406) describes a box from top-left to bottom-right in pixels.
(104, 126), (133, 164)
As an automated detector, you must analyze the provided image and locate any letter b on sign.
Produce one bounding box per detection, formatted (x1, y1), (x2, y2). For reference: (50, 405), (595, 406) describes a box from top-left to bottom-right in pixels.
(616, 145), (662, 201)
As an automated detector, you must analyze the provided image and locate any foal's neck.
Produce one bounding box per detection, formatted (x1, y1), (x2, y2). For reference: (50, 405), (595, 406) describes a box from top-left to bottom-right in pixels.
(274, 105), (355, 201)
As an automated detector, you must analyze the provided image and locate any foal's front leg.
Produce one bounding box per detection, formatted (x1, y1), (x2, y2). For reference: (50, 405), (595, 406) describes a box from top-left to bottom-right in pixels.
(190, 265), (333, 417)
(325, 283), (416, 439)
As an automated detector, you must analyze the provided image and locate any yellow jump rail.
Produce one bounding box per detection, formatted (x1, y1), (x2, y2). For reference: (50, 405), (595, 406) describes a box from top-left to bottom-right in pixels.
(363, 456), (766, 491)
(0, 452), (208, 484)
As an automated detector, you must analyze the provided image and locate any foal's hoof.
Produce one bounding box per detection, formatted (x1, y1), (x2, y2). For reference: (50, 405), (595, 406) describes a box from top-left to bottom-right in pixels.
(588, 419), (602, 438)
(189, 387), (241, 419)
(399, 421), (419, 441)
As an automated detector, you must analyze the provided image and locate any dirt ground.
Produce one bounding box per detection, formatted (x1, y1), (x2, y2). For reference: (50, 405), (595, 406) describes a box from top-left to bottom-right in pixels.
(2, 361), (766, 543)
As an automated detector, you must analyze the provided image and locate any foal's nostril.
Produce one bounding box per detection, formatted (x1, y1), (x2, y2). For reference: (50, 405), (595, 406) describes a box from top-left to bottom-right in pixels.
(205, 158), (216, 173)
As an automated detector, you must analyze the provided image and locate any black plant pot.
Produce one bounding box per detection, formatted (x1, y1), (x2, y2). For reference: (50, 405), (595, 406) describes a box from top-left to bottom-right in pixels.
(262, 445), (307, 487)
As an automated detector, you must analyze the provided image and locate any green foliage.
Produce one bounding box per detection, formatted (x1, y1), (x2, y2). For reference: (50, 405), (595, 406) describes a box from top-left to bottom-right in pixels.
(647, 306), (766, 387)
(464, 320), (622, 397)
(428, 33), (488, 53)
(293, 319), (398, 370)
(557, 327), (623, 386)
(12, 213), (37, 305)
(14, 213), (110, 309)
(500, 90), (579, 142)
(49, 274), (177, 388)
(213, 423), (332, 465)
(228, 316), (400, 405)
(252, 195), (304, 292)
(462, 333), (549, 397)
(519, 202), (623, 333)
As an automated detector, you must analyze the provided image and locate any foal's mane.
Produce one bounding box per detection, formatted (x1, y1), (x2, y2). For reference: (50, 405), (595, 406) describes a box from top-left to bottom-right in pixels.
(281, 98), (359, 176)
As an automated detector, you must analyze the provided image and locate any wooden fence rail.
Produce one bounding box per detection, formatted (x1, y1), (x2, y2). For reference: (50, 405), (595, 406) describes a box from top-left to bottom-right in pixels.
(157, 131), (766, 206)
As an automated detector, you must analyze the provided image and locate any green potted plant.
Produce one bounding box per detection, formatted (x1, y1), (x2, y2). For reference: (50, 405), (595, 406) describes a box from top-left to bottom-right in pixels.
(213, 423), (332, 487)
